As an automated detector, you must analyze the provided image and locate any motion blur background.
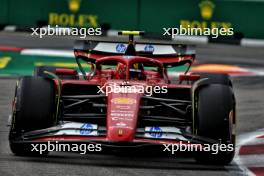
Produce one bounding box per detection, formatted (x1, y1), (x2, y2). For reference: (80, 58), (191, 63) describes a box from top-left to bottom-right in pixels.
(0, 0), (264, 39)
(0, 1), (264, 176)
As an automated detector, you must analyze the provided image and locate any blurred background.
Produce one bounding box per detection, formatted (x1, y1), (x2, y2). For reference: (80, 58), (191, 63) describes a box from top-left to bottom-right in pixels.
(0, 1), (264, 176)
(0, 0), (264, 76)
(0, 0), (263, 40)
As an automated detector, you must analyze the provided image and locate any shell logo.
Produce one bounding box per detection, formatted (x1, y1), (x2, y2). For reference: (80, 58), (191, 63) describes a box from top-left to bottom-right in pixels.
(199, 0), (215, 20)
(111, 98), (136, 105)
(68, 0), (81, 13)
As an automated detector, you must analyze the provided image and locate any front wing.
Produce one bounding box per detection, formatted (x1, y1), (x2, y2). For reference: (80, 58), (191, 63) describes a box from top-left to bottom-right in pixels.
(11, 122), (220, 149)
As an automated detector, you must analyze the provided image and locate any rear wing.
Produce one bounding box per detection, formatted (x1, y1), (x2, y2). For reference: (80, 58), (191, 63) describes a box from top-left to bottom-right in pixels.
(74, 40), (195, 67)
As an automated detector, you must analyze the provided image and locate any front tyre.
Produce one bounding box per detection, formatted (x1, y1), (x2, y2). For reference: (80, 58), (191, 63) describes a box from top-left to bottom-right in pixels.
(194, 84), (236, 165)
(9, 76), (56, 156)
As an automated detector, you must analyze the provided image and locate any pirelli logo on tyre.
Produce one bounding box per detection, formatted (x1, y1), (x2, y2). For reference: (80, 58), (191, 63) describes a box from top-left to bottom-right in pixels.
(111, 98), (136, 105)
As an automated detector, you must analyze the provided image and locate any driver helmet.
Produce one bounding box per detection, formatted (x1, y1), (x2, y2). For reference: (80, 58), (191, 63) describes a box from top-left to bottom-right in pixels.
(115, 62), (126, 79)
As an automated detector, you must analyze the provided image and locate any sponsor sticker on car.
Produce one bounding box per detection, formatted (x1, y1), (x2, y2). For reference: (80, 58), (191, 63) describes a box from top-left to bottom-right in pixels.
(144, 126), (187, 140)
(55, 122), (98, 136)
(144, 44), (155, 52)
(111, 97), (136, 105)
(116, 43), (126, 53)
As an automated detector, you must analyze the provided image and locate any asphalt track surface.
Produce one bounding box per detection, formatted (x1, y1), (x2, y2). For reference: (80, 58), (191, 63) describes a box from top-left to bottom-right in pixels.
(0, 32), (264, 176)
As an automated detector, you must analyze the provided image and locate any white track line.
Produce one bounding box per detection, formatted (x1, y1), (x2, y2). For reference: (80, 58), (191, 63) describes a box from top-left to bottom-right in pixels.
(21, 49), (74, 57)
(172, 36), (208, 44)
(241, 39), (264, 47)
(235, 129), (264, 176)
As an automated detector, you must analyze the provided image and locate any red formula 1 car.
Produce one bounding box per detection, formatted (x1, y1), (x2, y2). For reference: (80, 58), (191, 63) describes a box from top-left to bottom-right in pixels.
(9, 31), (236, 165)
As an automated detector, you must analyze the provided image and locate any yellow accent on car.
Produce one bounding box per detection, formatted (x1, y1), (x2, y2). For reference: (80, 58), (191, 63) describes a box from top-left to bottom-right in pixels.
(118, 129), (123, 136)
(111, 97), (136, 105)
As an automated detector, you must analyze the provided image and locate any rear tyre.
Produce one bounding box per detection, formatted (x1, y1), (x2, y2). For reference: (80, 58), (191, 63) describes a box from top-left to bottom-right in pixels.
(198, 72), (232, 86)
(9, 76), (56, 156)
(194, 84), (236, 165)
